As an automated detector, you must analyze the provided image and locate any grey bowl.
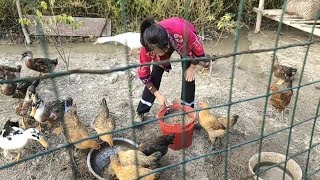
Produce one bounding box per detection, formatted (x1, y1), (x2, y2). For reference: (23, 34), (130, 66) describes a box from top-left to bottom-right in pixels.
(87, 137), (139, 180)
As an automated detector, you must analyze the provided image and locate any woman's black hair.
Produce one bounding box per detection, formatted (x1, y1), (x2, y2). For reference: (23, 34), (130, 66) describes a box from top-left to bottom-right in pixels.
(140, 16), (169, 52)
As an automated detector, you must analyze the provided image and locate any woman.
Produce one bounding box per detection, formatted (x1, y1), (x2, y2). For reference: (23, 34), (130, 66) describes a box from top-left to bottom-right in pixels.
(135, 16), (206, 122)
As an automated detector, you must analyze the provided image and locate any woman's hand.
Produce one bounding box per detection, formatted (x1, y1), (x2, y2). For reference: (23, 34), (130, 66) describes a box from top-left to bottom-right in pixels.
(185, 64), (196, 82)
(154, 91), (168, 107)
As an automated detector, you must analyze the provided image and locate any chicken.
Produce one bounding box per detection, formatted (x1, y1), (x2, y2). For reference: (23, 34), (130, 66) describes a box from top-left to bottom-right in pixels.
(118, 150), (162, 169)
(138, 134), (175, 157)
(63, 98), (100, 150)
(198, 102), (239, 150)
(110, 155), (159, 180)
(218, 115), (239, 130)
(271, 54), (297, 85)
(91, 98), (115, 147)
(196, 54), (217, 75)
(270, 80), (294, 121)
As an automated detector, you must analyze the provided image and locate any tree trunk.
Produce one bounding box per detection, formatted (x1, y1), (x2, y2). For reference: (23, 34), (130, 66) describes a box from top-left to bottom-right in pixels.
(16, 0), (31, 44)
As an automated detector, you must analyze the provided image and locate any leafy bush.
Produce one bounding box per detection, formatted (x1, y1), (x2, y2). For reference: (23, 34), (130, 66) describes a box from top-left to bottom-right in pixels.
(0, 0), (283, 41)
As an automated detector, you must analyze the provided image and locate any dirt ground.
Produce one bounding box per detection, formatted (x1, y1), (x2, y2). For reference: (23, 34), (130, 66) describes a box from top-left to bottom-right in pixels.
(0, 27), (319, 180)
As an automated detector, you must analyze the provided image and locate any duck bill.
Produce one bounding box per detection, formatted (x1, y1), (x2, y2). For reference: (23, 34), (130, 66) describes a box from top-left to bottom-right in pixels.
(31, 94), (37, 103)
(30, 107), (36, 117)
(38, 137), (49, 148)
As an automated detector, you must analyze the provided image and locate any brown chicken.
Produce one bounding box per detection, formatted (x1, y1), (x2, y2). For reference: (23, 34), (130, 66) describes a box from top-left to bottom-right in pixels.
(91, 98), (116, 147)
(118, 150), (162, 169)
(110, 155), (159, 180)
(196, 54), (216, 74)
(272, 54), (297, 85)
(270, 80), (293, 121)
(138, 134), (175, 157)
(63, 98), (100, 150)
(198, 102), (239, 150)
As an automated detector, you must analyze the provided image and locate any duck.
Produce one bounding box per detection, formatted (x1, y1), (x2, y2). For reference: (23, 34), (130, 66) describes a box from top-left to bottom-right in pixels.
(30, 97), (65, 134)
(3, 118), (19, 130)
(271, 54), (297, 85)
(12, 79), (41, 99)
(0, 119), (48, 162)
(1, 72), (17, 96)
(0, 65), (22, 96)
(15, 83), (39, 129)
(91, 98), (116, 147)
(63, 97), (100, 150)
(93, 32), (142, 55)
(20, 51), (58, 74)
(0, 65), (22, 80)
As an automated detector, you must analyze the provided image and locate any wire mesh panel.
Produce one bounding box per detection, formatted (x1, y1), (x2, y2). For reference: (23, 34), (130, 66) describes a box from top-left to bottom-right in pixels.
(0, 0), (320, 179)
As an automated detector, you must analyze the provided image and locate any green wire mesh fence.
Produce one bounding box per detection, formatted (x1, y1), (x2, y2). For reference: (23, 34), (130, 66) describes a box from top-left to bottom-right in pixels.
(0, 0), (320, 179)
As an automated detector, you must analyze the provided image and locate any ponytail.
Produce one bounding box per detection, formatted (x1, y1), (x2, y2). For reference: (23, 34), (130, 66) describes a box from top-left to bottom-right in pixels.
(140, 16), (169, 52)
(140, 16), (156, 48)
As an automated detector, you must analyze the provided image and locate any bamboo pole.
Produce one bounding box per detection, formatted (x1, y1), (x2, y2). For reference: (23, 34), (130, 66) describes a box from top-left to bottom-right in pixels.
(16, 0), (31, 44)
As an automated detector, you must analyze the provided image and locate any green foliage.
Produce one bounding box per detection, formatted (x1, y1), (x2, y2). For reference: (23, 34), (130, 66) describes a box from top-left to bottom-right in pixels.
(0, 0), (284, 39)
(217, 13), (236, 35)
(18, 0), (82, 35)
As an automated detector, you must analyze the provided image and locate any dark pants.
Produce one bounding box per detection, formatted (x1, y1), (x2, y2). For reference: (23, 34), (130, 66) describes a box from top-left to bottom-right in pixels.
(137, 61), (195, 114)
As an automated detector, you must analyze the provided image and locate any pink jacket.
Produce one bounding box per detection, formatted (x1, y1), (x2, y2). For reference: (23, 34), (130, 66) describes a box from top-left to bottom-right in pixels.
(138, 17), (205, 84)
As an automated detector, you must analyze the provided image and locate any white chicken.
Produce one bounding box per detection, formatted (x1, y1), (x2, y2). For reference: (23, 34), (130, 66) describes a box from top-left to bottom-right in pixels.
(94, 32), (142, 55)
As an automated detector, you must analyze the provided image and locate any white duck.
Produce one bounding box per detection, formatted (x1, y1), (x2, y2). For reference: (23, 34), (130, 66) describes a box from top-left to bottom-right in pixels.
(94, 32), (142, 55)
(0, 119), (48, 161)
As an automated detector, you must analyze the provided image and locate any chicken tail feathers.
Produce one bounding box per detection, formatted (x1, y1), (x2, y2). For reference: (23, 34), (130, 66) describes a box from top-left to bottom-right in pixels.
(166, 134), (175, 144)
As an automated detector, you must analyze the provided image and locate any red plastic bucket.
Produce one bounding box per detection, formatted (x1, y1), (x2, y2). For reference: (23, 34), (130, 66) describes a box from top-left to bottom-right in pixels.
(157, 102), (196, 150)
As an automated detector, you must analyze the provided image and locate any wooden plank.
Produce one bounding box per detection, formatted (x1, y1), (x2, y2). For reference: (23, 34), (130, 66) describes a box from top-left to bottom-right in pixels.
(101, 18), (112, 36)
(276, 14), (301, 19)
(290, 20), (320, 24)
(253, 8), (301, 18)
(253, 8), (283, 16)
(300, 24), (320, 28)
(26, 15), (111, 37)
(263, 13), (320, 37)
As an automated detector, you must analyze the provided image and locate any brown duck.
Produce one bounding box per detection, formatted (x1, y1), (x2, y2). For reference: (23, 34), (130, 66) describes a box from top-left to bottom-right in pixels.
(272, 54), (297, 85)
(12, 79), (41, 99)
(21, 51), (58, 74)
(15, 83), (38, 129)
(0, 65), (22, 96)
(1, 73), (17, 96)
(0, 65), (22, 80)
(30, 97), (65, 133)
